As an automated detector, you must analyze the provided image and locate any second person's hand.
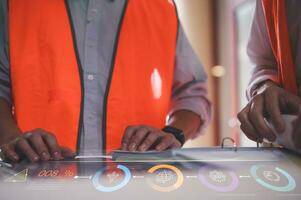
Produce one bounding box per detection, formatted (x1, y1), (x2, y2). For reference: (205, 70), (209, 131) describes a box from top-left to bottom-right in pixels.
(237, 80), (301, 143)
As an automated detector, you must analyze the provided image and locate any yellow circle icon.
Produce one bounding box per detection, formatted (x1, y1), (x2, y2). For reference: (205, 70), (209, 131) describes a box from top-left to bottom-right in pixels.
(147, 164), (184, 192)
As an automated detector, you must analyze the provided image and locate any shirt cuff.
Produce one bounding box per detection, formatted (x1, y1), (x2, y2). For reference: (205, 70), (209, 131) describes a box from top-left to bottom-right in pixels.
(247, 70), (278, 100)
(167, 97), (212, 139)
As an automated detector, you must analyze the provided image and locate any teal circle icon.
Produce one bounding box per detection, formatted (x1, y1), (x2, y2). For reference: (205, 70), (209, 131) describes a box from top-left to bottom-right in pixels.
(250, 165), (296, 192)
(92, 164), (131, 192)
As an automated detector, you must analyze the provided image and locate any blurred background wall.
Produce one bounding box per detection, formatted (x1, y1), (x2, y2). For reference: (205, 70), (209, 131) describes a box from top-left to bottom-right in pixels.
(175, 0), (217, 147)
(174, 0), (257, 147)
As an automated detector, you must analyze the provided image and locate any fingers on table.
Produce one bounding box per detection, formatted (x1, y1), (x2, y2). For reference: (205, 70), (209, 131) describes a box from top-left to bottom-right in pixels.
(128, 127), (149, 151)
(121, 126), (138, 150)
(41, 131), (63, 160)
(2, 129), (66, 162)
(122, 126), (180, 152)
(137, 130), (163, 151)
(15, 137), (39, 162)
(1, 144), (19, 162)
(26, 133), (50, 161)
(26, 130), (62, 161)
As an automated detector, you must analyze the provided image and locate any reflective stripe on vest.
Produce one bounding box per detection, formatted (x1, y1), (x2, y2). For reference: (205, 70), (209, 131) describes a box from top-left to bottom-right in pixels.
(8, 0), (178, 153)
(261, 0), (298, 95)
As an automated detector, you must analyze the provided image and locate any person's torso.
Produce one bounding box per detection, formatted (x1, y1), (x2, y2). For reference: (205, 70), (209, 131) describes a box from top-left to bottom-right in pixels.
(67, 0), (127, 155)
(8, 0), (178, 154)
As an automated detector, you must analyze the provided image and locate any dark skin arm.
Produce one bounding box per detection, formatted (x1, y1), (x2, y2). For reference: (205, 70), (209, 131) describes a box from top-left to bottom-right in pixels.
(121, 110), (202, 151)
(168, 110), (202, 141)
(0, 99), (21, 145)
(0, 98), (75, 162)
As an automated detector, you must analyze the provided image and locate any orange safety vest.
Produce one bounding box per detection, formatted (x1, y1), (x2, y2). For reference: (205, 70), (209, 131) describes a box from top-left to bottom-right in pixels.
(261, 0), (298, 95)
(8, 0), (178, 153)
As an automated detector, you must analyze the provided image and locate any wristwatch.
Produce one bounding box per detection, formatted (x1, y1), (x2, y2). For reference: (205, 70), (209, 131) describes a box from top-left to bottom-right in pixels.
(162, 126), (186, 146)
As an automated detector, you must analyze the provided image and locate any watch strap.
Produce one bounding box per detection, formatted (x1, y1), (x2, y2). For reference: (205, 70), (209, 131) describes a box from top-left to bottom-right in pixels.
(162, 126), (185, 146)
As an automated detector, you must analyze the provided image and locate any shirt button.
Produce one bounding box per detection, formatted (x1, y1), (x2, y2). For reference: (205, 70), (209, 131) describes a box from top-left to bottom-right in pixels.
(87, 74), (94, 80)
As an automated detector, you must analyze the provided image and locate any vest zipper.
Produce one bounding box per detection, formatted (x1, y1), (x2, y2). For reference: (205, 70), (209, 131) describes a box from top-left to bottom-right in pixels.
(64, 0), (85, 155)
(102, 0), (129, 154)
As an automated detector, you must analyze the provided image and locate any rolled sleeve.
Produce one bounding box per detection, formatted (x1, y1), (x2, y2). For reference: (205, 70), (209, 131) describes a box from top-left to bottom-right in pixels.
(168, 82), (212, 138)
(246, 69), (278, 100)
(0, 0), (11, 104)
(168, 23), (212, 137)
(246, 0), (278, 100)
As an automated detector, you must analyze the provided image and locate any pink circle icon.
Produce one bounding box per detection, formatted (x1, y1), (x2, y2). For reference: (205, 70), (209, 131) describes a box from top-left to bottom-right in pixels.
(198, 166), (239, 192)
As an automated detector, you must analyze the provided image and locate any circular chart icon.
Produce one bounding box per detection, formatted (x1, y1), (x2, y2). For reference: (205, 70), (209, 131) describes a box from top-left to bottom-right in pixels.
(250, 165), (296, 192)
(147, 164), (184, 192)
(92, 164), (131, 192)
(198, 166), (239, 192)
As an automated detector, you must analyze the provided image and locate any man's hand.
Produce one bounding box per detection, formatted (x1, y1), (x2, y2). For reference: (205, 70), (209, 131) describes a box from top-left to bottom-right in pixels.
(1, 128), (75, 162)
(121, 125), (181, 152)
(292, 112), (301, 148)
(238, 81), (301, 143)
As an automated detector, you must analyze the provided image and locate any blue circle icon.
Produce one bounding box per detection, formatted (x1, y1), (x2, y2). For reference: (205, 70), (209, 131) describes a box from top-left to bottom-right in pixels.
(250, 165), (296, 192)
(92, 164), (131, 192)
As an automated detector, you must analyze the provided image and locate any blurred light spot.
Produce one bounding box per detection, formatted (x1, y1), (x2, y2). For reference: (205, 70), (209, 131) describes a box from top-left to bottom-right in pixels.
(228, 118), (240, 128)
(211, 65), (226, 77)
(151, 68), (162, 99)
